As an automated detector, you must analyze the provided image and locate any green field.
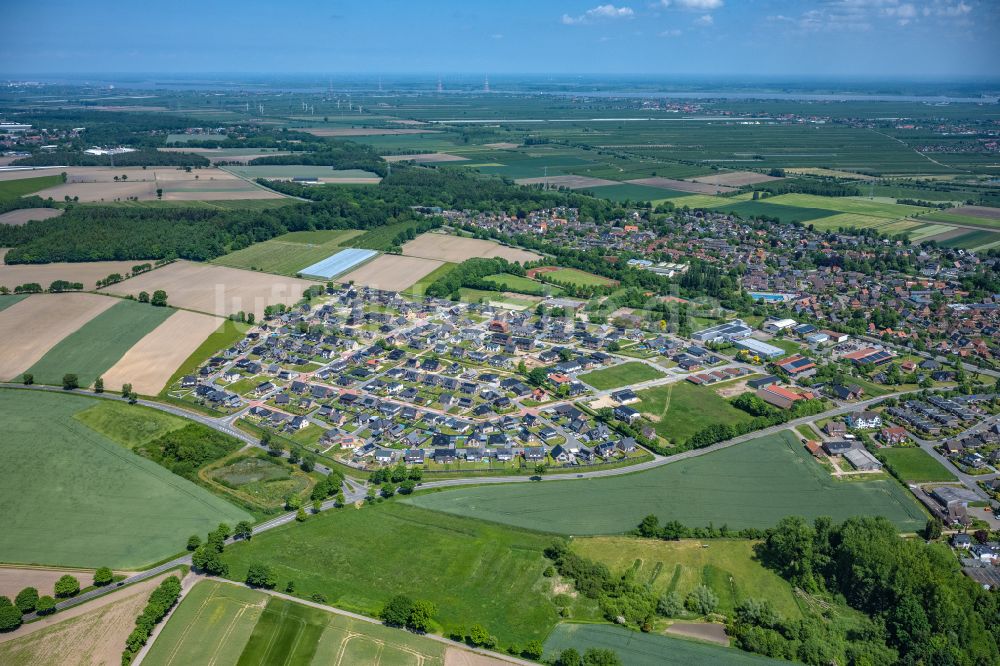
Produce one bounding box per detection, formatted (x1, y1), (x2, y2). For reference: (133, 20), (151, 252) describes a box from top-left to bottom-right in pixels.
(579, 362), (665, 391)
(717, 200), (840, 224)
(406, 431), (927, 534)
(879, 447), (956, 482)
(916, 209), (1000, 229)
(938, 228), (1000, 250)
(573, 536), (801, 619)
(543, 623), (782, 666)
(636, 381), (753, 444)
(219, 501), (559, 644)
(483, 272), (561, 296)
(587, 183), (688, 202)
(542, 267), (617, 287)
(145, 580), (449, 666)
(24, 299), (174, 388)
(352, 221), (419, 250)
(402, 262), (456, 298)
(161, 319), (251, 395)
(213, 229), (363, 275)
(226, 165), (379, 180)
(74, 399), (188, 448)
(0, 389), (250, 568)
(458, 288), (539, 309)
(763, 193), (926, 219)
(0, 174), (63, 199)
(0, 294), (28, 311)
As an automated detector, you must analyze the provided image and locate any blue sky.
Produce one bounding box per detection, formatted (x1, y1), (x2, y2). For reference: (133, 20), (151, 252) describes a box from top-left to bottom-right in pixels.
(2, 0), (997, 78)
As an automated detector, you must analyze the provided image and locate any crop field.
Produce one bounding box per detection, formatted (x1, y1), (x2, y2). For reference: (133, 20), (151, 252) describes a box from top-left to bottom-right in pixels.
(402, 232), (541, 263)
(158, 147), (293, 164)
(26, 167), (284, 202)
(144, 580), (453, 666)
(938, 229), (1000, 250)
(879, 448), (956, 483)
(0, 294), (27, 311)
(543, 623), (782, 666)
(219, 501), (559, 644)
(916, 209), (1000, 230)
(338, 254), (444, 292)
(0, 293), (118, 381)
(401, 262), (456, 298)
(664, 194), (732, 209)
(23, 298), (175, 388)
(0, 207), (63, 226)
(537, 267), (617, 287)
(101, 260), (314, 318)
(161, 319), (250, 394)
(626, 177), (737, 195)
(572, 537), (801, 619)
(0, 254), (150, 291)
(763, 193), (926, 219)
(382, 152), (468, 164)
(405, 431), (927, 534)
(0, 572), (175, 666)
(515, 174), (619, 189)
(225, 165), (381, 183)
(0, 389), (250, 568)
(74, 399), (187, 449)
(585, 183), (688, 202)
(636, 381), (753, 445)
(0, 174), (63, 199)
(579, 361), (665, 390)
(713, 200), (841, 224)
(692, 171), (783, 187)
(100, 309), (226, 394)
(213, 230), (365, 276)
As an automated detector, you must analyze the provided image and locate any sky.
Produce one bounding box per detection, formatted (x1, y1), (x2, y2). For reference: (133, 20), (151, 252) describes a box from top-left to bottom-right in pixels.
(2, 0), (998, 79)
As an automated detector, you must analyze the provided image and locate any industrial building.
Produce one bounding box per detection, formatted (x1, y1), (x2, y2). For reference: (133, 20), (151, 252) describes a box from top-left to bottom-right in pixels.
(734, 338), (785, 359)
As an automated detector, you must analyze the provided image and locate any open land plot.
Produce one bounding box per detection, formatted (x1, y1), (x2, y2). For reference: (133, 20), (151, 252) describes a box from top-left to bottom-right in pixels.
(627, 177), (738, 194)
(0, 293), (117, 381)
(158, 147), (294, 164)
(950, 205), (1000, 220)
(405, 431), (927, 534)
(0, 572), (173, 666)
(402, 232), (541, 264)
(337, 254), (444, 292)
(691, 171), (783, 187)
(160, 319), (250, 395)
(578, 361), (665, 390)
(763, 193), (926, 219)
(940, 229), (1000, 250)
(543, 624), (782, 666)
(879, 447), (956, 483)
(537, 267), (617, 288)
(100, 260), (315, 318)
(636, 381), (753, 445)
(0, 566), (109, 602)
(24, 299), (175, 388)
(482, 273), (562, 296)
(225, 165), (381, 182)
(382, 152), (469, 163)
(0, 389), (250, 568)
(0, 208), (63, 225)
(586, 183), (689, 202)
(212, 229), (364, 275)
(571, 537), (801, 619)
(74, 399), (188, 449)
(0, 174), (63, 197)
(915, 209), (1000, 230)
(145, 579), (458, 666)
(785, 167), (875, 180)
(0, 293), (27, 311)
(302, 127), (442, 137)
(514, 175), (619, 189)
(715, 200), (841, 224)
(403, 262), (457, 298)
(219, 501), (560, 645)
(100, 309), (225, 394)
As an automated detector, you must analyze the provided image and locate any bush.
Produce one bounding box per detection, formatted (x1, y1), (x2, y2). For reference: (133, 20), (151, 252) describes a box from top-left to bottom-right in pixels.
(0, 604), (23, 632)
(657, 591), (683, 617)
(583, 648), (622, 665)
(54, 574), (80, 598)
(685, 585), (718, 615)
(557, 648), (583, 666)
(62, 373), (79, 390)
(15, 587), (38, 613)
(246, 563), (276, 589)
(93, 566), (114, 586)
(35, 595), (56, 615)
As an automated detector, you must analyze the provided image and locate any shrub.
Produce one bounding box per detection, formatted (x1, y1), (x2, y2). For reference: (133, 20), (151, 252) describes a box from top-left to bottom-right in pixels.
(35, 596), (56, 615)
(685, 585), (719, 615)
(54, 574), (80, 598)
(93, 567), (114, 586)
(15, 587), (38, 613)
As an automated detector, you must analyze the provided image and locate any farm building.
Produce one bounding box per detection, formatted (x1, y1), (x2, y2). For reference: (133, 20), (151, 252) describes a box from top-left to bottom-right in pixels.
(735, 338), (785, 359)
(843, 448), (883, 472)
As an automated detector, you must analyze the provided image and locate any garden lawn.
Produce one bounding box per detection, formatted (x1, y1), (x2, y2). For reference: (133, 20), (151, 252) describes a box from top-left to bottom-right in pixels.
(880, 447), (956, 483)
(0, 389), (250, 568)
(543, 623), (783, 666)
(405, 431), (927, 535)
(636, 381), (753, 444)
(219, 501), (559, 645)
(571, 537), (801, 619)
(24, 299), (174, 388)
(579, 362), (665, 391)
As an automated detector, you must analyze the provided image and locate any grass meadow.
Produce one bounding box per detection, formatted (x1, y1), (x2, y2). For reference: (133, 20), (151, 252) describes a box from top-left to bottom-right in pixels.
(542, 267), (617, 287)
(212, 229), (363, 275)
(579, 361), (665, 390)
(406, 431), (928, 534)
(635, 381), (754, 445)
(0, 174), (63, 199)
(219, 501), (561, 644)
(24, 299), (175, 388)
(879, 447), (956, 483)
(0, 389), (250, 568)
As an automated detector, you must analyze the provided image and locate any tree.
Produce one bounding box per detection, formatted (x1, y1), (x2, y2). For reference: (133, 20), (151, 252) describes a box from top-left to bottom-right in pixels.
(94, 376), (104, 393)
(35, 596), (56, 615)
(156, 188), (163, 199)
(14, 587), (38, 613)
(582, 648), (622, 666)
(121, 383), (132, 398)
(685, 585), (718, 615)
(138, 291), (150, 303)
(129, 391), (138, 404)
(522, 640), (544, 660)
(0, 604), (22, 632)
(93, 567), (114, 586)
(300, 454), (315, 472)
(245, 563), (276, 589)
(467, 624), (495, 648)
(923, 518), (942, 541)
(657, 591), (683, 617)
(407, 599), (436, 633)
(151, 290), (168, 307)
(313, 498), (322, 513)
(234, 520), (253, 541)
(22, 373), (33, 385)
(247, 312), (255, 325)
(62, 373), (79, 390)
(186, 534), (202, 551)
(380, 594), (414, 627)
(638, 514), (661, 538)
(191, 546), (228, 576)
(54, 575), (80, 598)
(296, 507), (308, 522)
(556, 648), (583, 666)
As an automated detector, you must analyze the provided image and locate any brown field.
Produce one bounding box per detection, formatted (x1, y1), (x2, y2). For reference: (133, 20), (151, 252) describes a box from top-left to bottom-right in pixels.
(0, 572), (172, 666)
(402, 232), (541, 264)
(951, 205), (1000, 220)
(785, 167), (875, 180)
(515, 175), (619, 189)
(626, 177), (737, 194)
(923, 227), (972, 243)
(483, 142), (520, 150)
(665, 623), (729, 646)
(0, 567), (114, 602)
(338, 254), (444, 292)
(158, 148), (294, 164)
(0, 293), (118, 380)
(25, 167), (281, 202)
(99, 260), (314, 318)
(0, 168), (69, 182)
(0, 253), (152, 290)
(301, 127), (442, 137)
(101, 310), (225, 394)
(444, 648), (510, 666)
(382, 153), (468, 163)
(0, 208), (63, 226)
(691, 171), (783, 187)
